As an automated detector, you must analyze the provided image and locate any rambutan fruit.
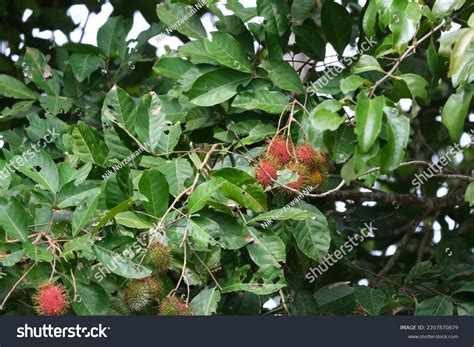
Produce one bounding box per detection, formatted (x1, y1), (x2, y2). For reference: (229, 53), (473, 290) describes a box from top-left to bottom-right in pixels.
(124, 277), (162, 312)
(308, 169), (326, 188)
(33, 283), (70, 316)
(296, 143), (317, 166)
(255, 159), (278, 186)
(267, 137), (293, 165)
(284, 162), (308, 193)
(158, 296), (194, 316)
(149, 242), (172, 273)
(315, 151), (328, 167)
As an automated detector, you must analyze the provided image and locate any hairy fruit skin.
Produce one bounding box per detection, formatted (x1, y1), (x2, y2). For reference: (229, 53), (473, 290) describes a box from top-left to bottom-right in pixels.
(296, 143), (317, 166)
(124, 277), (162, 312)
(149, 243), (172, 273)
(158, 296), (194, 316)
(255, 160), (278, 186)
(308, 169), (326, 187)
(284, 162), (308, 193)
(268, 137), (292, 165)
(33, 283), (70, 316)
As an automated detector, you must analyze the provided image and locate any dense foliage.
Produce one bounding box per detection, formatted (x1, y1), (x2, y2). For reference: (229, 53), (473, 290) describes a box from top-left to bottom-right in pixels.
(0, 0), (473, 316)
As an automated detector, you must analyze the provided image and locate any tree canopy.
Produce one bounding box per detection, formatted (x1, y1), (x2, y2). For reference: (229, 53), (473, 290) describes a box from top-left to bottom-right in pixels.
(0, 0), (473, 316)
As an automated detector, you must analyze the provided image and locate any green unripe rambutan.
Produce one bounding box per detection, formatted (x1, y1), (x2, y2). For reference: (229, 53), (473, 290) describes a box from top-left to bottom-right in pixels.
(124, 277), (162, 312)
(148, 243), (172, 273)
(158, 296), (194, 316)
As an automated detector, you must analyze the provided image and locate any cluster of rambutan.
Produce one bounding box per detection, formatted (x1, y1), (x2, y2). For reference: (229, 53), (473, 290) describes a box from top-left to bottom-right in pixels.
(255, 137), (327, 193)
(123, 242), (193, 315)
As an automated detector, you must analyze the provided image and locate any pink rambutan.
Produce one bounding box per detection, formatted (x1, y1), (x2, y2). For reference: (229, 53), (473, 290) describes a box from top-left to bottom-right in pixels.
(33, 283), (70, 316)
(255, 160), (278, 186)
(268, 137), (292, 165)
(296, 143), (317, 165)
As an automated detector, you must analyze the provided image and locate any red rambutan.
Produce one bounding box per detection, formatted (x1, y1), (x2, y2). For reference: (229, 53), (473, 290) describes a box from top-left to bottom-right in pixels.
(268, 137), (292, 165)
(255, 160), (278, 186)
(33, 283), (70, 316)
(296, 143), (317, 166)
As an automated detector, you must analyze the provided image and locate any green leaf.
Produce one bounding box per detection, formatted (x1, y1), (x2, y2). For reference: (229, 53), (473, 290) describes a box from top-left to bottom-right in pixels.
(314, 284), (354, 308)
(355, 94), (384, 152)
(153, 57), (193, 80)
(204, 32), (253, 73)
(115, 211), (154, 229)
(222, 265), (286, 295)
(187, 217), (222, 250)
(291, 0), (315, 21)
(16, 151), (59, 193)
(39, 95), (73, 116)
(415, 295), (454, 316)
(189, 68), (252, 106)
(156, 2), (207, 39)
(449, 28), (474, 78)
(340, 75), (366, 94)
(232, 90), (290, 114)
(260, 60), (303, 93)
(310, 108), (345, 132)
(57, 181), (101, 208)
(246, 227), (285, 268)
(0, 74), (36, 99)
(188, 177), (227, 214)
(389, 2), (422, 48)
(257, 0), (290, 36)
(248, 208), (316, 223)
(399, 73), (428, 101)
(0, 197), (29, 241)
(465, 182), (474, 207)
(72, 195), (99, 235)
(321, 0), (352, 54)
(292, 208), (331, 262)
(354, 287), (388, 315)
(72, 282), (109, 315)
(190, 287), (221, 315)
(69, 53), (104, 82)
(363, 0), (378, 37)
(293, 25), (325, 61)
(178, 40), (219, 64)
(380, 114), (410, 171)
(93, 245), (152, 279)
(23, 47), (60, 95)
(97, 16), (128, 58)
(0, 100), (34, 118)
(149, 157), (194, 197)
(24, 241), (53, 262)
(441, 89), (473, 141)
(71, 122), (109, 165)
(432, 0), (466, 18)
(139, 169), (169, 218)
(352, 55), (383, 74)
(405, 261), (435, 283)
(102, 85), (136, 134)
